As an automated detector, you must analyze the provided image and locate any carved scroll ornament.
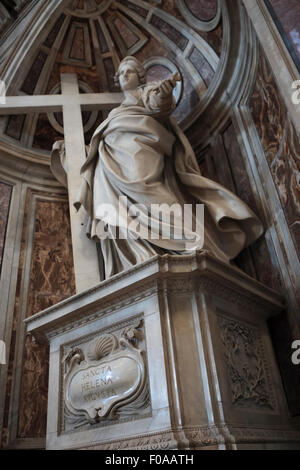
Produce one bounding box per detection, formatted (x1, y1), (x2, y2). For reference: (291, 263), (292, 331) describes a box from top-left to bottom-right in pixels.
(63, 325), (147, 425)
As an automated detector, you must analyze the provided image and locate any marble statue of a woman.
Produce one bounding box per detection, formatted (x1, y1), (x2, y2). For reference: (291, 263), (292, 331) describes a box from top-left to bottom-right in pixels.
(53, 56), (263, 278)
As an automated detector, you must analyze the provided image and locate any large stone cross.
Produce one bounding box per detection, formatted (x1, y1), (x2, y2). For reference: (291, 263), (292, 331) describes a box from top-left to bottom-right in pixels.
(0, 73), (123, 293)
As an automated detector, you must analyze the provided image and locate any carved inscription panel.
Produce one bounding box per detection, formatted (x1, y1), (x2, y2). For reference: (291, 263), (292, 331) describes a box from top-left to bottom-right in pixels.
(61, 318), (150, 431)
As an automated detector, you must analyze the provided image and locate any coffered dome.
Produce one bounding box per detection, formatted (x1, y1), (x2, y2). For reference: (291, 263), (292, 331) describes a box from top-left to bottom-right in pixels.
(0, 0), (223, 153)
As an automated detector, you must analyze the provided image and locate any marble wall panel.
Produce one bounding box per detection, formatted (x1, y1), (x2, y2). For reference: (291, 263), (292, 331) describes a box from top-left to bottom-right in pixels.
(250, 51), (300, 259)
(62, 18), (92, 67)
(117, 0), (148, 19)
(150, 14), (189, 51)
(17, 198), (75, 438)
(21, 51), (48, 95)
(250, 53), (285, 167)
(172, 65), (200, 124)
(282, 120), (300, 255)
(0, 181), (12, 275)
(34, 108), (93, 149)
(189, 47), (215, 87)
(1, 190), (31, 448)
(235, 41), (300, 412)
(94, 20), (109, 54)
(184, 0), (218, 22)
(222, 123), (259, 215)
(46, 16), (96, 87)
(32, 113), (63, 151)
(192, 121), (283, 292)
(265, 0), (300, 69)
(113, 17), (138, 49)
(1, 192), (76, 446)
(44, 14), (66, 49)
(84, 111), (103, 145)
(103, 57), (117, 93)
(221, 124), (285, 292)
(134, 34), (202, 123)
(146, 64), (171, 83)
(268, 311), (300, 416)
(5, 115), (26, 141)
(200, 21), (223, 57)
(17, 337), (49, 439)
(26, 200), (75, 317)
(152, 0), (223, 56)
(39, 16), (100, 150)
(248, 236), (283, 292)
(196, 145), (218, 180)
(134, 35), (170, 64)
(70, 27), (85, 60)
(46, 62), (100, 96)
(46, 20), (100, 96)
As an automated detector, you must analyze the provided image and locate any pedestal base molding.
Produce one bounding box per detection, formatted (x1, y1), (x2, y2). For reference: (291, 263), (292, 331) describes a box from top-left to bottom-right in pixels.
(26, 252), (300, 450)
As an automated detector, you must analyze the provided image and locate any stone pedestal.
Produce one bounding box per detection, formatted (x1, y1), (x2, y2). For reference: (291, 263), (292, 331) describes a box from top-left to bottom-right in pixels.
(25, 252), (300, 450)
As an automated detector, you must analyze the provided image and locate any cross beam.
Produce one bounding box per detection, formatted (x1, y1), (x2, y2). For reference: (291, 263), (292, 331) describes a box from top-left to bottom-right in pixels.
(0, 91), (124, 115)
(0, 73), (123, 293)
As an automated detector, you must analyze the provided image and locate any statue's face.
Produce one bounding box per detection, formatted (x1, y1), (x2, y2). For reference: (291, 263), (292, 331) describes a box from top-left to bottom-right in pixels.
(118, 61), (140, 91)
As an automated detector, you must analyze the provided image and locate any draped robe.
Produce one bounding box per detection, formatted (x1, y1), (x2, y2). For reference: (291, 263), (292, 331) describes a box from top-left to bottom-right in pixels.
(51, 84), (263, 278)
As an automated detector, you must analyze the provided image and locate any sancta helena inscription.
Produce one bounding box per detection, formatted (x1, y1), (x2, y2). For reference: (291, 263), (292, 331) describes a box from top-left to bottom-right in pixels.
(62, 320), (149, 429)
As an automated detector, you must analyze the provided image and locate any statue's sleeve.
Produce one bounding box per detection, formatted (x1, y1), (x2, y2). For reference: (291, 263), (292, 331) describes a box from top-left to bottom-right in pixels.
(51, 140), (91, 189)
(50, 140), (68, 188)
(141, 83), (176, 118)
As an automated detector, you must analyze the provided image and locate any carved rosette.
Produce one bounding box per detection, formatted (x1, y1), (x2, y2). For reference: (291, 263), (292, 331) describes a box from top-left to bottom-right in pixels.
(62, 320), (149, 428)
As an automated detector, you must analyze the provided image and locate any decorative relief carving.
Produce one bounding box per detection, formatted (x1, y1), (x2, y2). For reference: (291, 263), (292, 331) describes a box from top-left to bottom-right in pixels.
(79, 424), (300, 450)
(230, 426), (300, 443)
(249, 51), (300, 257)
(218, 315), (276, 411)
(184, 425), (222, 448)
(61, 319), (150, 431)
(82, 430), (177, 450)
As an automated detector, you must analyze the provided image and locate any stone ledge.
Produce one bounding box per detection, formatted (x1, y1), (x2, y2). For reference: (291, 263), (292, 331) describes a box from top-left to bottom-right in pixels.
(25, 251), (285, 343)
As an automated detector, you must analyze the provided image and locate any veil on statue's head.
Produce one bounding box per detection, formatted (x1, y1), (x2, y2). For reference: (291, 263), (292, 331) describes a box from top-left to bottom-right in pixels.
(114, 56), (146, 85)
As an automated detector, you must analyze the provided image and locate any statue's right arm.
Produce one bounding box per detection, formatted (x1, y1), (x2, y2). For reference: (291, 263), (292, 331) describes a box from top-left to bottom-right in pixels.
(142, 72), (181, 117)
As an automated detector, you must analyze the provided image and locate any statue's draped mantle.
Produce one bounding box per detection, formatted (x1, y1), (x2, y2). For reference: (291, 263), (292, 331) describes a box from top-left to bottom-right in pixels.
(51, 85), (263, 277)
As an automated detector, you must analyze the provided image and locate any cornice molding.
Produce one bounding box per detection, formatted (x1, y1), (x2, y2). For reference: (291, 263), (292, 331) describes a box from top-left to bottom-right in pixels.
(0, 139), (63, 187)
(25, 252), (285, 343)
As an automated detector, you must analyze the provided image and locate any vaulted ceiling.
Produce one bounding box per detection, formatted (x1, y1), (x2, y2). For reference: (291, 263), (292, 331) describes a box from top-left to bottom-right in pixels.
(0, 0), (223, 153)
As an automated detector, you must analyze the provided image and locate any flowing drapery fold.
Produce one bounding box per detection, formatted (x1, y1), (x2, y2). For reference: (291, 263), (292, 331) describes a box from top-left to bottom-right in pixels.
(52, 85), (263, 278)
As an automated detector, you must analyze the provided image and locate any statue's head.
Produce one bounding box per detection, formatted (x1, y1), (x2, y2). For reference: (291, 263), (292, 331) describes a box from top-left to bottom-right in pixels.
(114, 56), (146, 91)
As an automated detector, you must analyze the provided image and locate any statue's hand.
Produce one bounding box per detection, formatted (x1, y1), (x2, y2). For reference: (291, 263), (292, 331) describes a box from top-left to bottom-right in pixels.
(157, 72), (182, 97)
(169, 72), (182, 87)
